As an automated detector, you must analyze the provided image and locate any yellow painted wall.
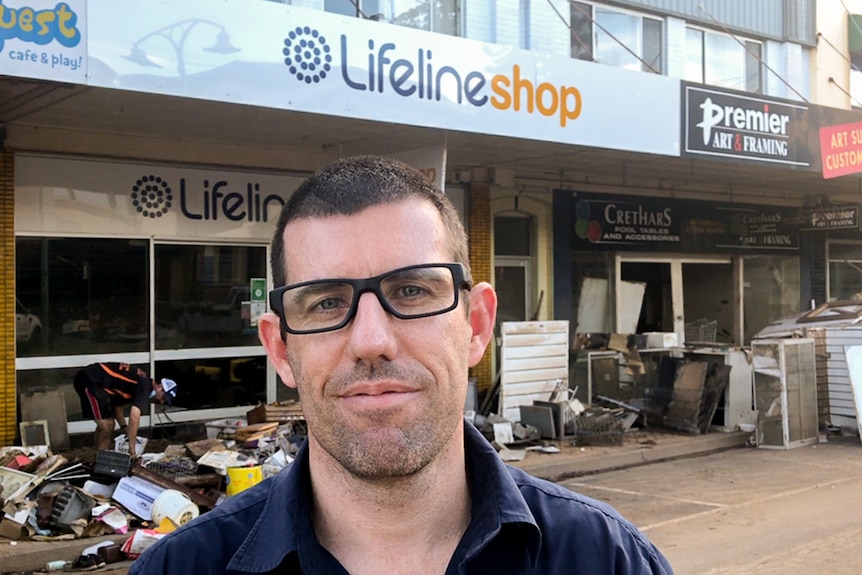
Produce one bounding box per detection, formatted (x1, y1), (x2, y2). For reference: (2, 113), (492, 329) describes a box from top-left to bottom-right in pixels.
(467, 184), (493, 392)
(0, 149), (15, 446)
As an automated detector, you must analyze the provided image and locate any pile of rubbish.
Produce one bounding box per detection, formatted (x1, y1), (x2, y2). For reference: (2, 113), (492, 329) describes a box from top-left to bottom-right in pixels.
(0, 401), (306, 562)
(470, 381), (644, 461)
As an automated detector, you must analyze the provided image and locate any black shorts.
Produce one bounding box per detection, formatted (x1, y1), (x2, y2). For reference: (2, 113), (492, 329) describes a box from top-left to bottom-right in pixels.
(73, 370), (112, 421)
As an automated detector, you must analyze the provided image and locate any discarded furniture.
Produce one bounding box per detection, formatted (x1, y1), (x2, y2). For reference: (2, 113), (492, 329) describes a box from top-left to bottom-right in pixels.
(499, 320), (569, 422)
(751, 338), (818, 449)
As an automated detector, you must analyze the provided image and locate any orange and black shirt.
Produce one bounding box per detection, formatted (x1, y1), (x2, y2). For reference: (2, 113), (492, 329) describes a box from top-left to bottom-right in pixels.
(83, 362), (153, 411)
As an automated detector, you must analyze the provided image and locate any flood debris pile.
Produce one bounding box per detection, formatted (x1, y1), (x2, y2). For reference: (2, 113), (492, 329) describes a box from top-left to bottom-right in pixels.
(473, 392), (643, 461)
(0, 400), (306, 560)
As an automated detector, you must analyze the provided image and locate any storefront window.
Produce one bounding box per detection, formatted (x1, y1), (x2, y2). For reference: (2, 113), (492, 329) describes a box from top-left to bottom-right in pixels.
(155, 357), (267, 412)
(155, 244), (267, 349)
(15, 238), (149, 357)
(743, 255), (800, 343)
(828, 242), (862, 301)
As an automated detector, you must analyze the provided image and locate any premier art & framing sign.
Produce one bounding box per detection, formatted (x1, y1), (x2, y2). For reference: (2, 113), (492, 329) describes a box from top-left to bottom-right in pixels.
(681, 84), (812, 168)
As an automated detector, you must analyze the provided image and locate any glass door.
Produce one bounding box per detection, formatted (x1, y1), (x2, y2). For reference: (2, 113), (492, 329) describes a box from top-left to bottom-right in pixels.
(615, 255), (733, 343)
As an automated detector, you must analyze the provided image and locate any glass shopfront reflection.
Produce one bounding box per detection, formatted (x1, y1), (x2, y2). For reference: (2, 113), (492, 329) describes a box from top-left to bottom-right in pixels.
(155, 244), (266, 349)
(15, 237), (149, 357)
(15, 238), (271, 426)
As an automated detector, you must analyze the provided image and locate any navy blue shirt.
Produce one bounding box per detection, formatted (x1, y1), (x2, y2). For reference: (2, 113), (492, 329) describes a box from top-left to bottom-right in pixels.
(130, 424), (673, 574)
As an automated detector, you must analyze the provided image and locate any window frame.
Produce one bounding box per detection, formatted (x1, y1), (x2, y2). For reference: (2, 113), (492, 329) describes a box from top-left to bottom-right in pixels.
(685, 25), (764, 94)
(570, 2), (665, 74)
(324, 0), (461, 36)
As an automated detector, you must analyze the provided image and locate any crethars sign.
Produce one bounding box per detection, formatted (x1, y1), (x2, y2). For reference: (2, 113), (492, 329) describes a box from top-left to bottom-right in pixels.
(682, 84), (811, 168)
(562, 191), (799, 253)
(86, 0), (680, 156)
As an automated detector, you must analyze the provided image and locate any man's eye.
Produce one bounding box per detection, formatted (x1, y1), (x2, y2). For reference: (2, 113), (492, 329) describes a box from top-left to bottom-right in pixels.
(399, 285), (424, 298)
(318, 298), (343, 310)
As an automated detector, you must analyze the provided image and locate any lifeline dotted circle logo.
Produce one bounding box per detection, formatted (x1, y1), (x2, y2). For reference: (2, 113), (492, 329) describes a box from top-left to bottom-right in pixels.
(574, 200), (602, 242)
(283, 26), (332, 84)
(131, 175), (173, 218)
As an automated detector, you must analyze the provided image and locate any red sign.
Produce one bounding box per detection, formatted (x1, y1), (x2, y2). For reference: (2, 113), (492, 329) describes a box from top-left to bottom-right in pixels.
(819, 121), (862, 179)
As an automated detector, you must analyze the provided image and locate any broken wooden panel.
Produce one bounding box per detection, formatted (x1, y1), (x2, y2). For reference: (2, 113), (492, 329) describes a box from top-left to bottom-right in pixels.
(499, 321), (569, 422)
(663, 361), (732, 434)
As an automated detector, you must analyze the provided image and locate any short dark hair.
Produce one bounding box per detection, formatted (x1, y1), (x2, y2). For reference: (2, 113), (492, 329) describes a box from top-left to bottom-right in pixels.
(271, 155), (470, 287)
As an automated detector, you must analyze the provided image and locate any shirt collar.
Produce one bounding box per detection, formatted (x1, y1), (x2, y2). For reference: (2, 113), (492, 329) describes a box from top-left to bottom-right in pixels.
(228, 422), (542, 572)
(460, 422), (542, 567)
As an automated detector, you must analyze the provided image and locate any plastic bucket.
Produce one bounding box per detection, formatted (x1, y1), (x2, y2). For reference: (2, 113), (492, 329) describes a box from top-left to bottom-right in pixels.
(151, 489), (199, 527)
(226, 465), (263, 496)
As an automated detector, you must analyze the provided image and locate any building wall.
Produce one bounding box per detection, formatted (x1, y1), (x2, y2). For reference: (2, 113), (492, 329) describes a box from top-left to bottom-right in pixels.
(1, 149), (14, 445)
(467, 184), (493, 391)
(813, 0), (857, 109)
(459, 0), (812, 102)
(607, 0), (816, 44)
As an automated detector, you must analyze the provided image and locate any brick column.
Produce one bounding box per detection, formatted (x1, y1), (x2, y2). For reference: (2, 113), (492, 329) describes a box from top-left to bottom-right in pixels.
(467, 183), (493, 392)
(0, 150), (14, 446)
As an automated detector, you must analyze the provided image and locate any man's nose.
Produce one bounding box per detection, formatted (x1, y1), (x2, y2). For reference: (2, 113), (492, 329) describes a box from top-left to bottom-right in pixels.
(346, 291), (398, 360)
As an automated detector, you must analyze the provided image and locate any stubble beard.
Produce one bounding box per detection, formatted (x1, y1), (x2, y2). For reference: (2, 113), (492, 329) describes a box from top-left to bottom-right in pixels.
(289, 350), (463, 481)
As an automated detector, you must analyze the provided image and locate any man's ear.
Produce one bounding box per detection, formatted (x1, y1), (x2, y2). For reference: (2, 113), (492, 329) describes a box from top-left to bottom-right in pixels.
(467, 282), (498, 367)
(258, 312), (297, 388)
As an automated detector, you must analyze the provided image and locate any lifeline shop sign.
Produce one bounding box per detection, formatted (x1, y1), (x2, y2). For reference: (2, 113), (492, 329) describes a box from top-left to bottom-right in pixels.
(0, 0), (87, 84)
(85, 0), (680, 156)
(682, 84), (812, 168)
(819, 121), (862, 179)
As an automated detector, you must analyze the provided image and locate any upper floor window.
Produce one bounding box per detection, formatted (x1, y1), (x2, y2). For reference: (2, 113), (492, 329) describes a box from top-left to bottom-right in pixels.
(570, 2), (663, 74)
(324, 0), (459, 36)
(686, 27), (763, 93)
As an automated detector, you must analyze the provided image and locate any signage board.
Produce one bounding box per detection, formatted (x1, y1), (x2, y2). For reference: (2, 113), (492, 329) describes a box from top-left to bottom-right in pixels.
(819, 121), (862, 179)
(0, 0), (87, 83)
(682, 84), (812, 168)
(250, 278), (266, 302)
(86, 0), (680, 156)
(798, 206), (860, 231)
(564, 192), (799, 253)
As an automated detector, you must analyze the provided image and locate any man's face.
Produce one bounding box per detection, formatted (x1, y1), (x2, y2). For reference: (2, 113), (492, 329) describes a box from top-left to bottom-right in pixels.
(266, 200), (482, 479)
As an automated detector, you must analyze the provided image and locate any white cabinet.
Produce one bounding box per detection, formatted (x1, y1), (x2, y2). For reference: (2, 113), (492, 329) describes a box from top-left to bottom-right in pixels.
(751, 338), (818, 449)
(499, 321), (569, 422)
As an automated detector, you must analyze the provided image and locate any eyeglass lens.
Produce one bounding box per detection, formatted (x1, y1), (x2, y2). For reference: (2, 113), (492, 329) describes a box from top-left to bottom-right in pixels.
(281, 265), (458, 332)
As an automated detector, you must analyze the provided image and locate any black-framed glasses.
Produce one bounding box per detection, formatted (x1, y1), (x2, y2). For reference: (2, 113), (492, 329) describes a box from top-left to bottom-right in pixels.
(270, 263), (472, 335)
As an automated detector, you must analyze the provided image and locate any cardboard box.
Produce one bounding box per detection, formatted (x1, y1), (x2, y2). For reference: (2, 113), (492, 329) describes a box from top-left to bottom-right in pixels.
(121, 528), (167, 559)
(0, 508), (32, 540)
(111, 476), (165, 521)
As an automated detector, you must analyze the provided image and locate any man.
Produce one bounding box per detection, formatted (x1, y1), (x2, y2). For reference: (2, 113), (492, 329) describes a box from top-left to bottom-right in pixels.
(73, 362), (177, 458)
(130, 156), (673, 574)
